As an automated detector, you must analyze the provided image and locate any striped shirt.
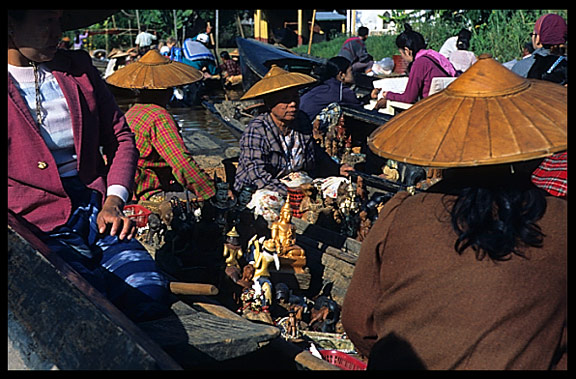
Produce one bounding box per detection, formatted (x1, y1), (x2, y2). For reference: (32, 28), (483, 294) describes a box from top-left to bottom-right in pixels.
(124, 104), (215, 201)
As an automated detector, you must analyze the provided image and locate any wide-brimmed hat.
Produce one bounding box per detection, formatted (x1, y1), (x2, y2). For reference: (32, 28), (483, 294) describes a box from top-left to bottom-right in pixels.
(241, 64), (316, 100)
(106, 49), (203, 89)
(108, 48), (129, 59)
(368, 55), (567, 168)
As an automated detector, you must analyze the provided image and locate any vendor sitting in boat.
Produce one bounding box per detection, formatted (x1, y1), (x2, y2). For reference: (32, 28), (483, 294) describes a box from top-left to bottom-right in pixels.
(234, 65), (353, 197)
(106, 49), (215, 202)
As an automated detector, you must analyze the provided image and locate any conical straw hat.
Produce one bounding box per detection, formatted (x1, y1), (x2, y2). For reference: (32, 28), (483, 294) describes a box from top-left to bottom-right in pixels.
(106, 49), (203, 89)
(241, 64), (316, 100)
(368, 56), (567, 168)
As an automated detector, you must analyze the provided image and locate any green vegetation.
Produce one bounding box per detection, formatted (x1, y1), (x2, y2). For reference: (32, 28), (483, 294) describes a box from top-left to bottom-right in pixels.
(72, 9), (567, 64)
(294, 9), (567, 63)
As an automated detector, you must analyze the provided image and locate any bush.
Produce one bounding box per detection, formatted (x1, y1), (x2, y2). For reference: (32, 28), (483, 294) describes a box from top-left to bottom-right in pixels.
(294, 10), (567, 63)
(293, 34), (398, 60)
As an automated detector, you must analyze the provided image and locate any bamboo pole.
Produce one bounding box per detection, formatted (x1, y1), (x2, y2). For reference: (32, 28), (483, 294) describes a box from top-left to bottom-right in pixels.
(307, 9), (316, 55)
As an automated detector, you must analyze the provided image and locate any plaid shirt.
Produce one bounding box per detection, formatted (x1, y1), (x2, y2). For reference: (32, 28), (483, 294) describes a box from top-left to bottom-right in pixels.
(532, 151), (567, 197)
(219, 59), (241, 76)
(234, 112), (339, 195)
(125, 104), (215, 201)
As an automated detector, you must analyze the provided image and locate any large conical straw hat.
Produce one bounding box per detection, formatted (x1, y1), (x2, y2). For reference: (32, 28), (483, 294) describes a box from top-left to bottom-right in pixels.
(241, 64), (316, 100)
(106, 49), (203, 89)
(368, 55), (567, 168)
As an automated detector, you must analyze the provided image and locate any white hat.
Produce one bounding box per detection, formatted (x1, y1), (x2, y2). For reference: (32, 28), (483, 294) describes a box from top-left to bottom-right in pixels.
(196, 33), (209, 44)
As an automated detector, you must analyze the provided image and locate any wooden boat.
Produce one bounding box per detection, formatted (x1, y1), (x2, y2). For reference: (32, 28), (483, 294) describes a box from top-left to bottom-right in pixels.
(236, 37), (322, 92)
(7, 220), (340, 370)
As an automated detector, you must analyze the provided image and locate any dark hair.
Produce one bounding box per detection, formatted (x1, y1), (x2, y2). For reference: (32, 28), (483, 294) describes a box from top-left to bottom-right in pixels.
(220, 51), (231, 60)
(328, 56), (351, 74)
(311, 56), (350, 82)
(456, 28), (472, 50)
(523, 41), (535, 54)
(358, 26), (369, 37)
(395, 24), (427, 54)
(440, 163), (547, 261)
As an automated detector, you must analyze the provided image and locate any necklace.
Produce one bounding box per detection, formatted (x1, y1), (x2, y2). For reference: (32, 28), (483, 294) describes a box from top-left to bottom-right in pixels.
(30, 61), (44, 127)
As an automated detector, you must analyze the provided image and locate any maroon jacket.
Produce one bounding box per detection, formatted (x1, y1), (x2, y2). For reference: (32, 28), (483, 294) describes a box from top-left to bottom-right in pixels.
(8, 50), (138, 233)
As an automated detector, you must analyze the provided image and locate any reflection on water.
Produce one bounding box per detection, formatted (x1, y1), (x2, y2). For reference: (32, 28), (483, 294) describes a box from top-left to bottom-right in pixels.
(170, 106), (239, 148)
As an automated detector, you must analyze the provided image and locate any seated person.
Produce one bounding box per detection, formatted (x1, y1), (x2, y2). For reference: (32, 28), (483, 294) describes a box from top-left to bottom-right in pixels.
(234, 65), (353, 197)
(8, 10), (172, 322)
(376, 24), (456, 107)
(300, 56), (378, 124)
(107, 49), (215, 202)
(219, 50), (242, 87)
(338, 26), (374, 73)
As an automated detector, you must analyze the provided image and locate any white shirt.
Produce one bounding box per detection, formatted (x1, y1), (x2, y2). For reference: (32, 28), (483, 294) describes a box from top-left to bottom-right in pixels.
(135, 31), (157, 47)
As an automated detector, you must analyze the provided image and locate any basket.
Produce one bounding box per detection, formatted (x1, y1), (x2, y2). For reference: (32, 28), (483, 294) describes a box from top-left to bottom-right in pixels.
(319, 350), (367, 371)
(123, 204), (152, 228)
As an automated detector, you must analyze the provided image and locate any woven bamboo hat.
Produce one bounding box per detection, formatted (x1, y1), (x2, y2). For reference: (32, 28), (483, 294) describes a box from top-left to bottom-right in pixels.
(106, 49), (203, 89)
(241, 64), (316, 100)
(368, 55), (567, 168)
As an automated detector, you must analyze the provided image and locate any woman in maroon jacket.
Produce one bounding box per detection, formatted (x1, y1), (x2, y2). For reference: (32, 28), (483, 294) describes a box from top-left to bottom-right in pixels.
(8, 10), (172, 322)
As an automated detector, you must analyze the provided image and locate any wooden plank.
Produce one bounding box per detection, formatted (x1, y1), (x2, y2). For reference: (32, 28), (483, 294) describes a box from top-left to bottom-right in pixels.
(7, 225), (181, 370)
(137, 301), (280, 368)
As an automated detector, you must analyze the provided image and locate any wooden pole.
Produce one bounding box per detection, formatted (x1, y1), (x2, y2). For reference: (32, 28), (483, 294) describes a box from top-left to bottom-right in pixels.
(307, 9), (316, 55)
(236, 12), (245, 38)
(169, 282), (219, 296)
(297, 10), (303, 46)
(173, 10), (178, 39)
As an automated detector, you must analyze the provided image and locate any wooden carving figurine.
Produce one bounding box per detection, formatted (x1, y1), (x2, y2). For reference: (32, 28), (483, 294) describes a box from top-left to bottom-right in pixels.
(223, 227), (244, 284)
(270, 202), (306, 272)
(251, 237), (280, 307)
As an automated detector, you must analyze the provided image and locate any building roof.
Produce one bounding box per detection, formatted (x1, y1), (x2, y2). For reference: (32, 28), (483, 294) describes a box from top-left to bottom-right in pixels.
(315, 10), (347, 21)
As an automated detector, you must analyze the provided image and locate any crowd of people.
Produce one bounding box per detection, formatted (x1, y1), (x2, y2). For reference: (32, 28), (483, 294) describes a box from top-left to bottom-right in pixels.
(8, 10), (566, 370)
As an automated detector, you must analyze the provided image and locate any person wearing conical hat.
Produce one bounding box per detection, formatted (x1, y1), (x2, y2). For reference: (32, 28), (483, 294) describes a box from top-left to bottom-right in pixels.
(234, 65), (353, 197)
(343, 56), (566, 369)
(8, 10), (173, 322)
(106, 49), (216, 202)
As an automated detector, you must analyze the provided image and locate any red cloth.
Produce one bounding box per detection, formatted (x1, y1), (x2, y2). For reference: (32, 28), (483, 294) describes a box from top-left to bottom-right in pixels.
(532, 152), (567, 197)
(534, 13), (567, 45)
(8, 50), (138, 232)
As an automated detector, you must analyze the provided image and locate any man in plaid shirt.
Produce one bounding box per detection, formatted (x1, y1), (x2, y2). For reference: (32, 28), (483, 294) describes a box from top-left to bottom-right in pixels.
(125, 96), (215, 201)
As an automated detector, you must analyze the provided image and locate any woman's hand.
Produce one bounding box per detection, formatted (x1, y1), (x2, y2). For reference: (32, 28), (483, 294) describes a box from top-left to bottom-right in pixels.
(96, 195), (135, 240)
(374, 94), (388, 110)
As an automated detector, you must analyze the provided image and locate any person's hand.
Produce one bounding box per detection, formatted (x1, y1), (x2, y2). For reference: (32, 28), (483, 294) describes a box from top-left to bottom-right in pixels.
(370, 88), (381, 99)
(96, 195), (135, 240)
(374, 96), (388, 110)
(340, 163), (354, 177)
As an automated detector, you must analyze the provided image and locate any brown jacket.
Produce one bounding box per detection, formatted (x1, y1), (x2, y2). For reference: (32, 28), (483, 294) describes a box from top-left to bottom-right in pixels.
(342, 191), (567, 369)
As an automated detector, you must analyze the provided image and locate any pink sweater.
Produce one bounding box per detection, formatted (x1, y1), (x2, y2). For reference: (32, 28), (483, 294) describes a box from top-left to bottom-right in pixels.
(387, 49), (456, 104)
